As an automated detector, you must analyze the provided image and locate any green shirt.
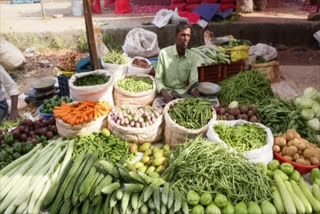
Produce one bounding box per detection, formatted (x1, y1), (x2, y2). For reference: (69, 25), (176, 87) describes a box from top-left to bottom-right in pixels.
(155, 45), (198, 94)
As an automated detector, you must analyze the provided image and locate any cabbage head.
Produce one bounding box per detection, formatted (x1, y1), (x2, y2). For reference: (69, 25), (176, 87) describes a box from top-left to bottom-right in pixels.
(312, 102), (320, 118)
(304, 87), (320, 100)
(302, 109), (315, 120)
(307, 118), (320, 131)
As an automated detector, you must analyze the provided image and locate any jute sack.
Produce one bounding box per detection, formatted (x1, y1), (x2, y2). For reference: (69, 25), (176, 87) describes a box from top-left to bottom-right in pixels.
(107, 105), (163, 143)
(113, 73), (156, 106)
(56, 115), (108, 138)
(251, 60), (280, 83)
(164, 99), (217, 148)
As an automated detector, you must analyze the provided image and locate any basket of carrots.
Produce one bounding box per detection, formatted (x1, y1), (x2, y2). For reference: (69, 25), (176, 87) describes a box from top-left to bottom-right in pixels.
(53, 100), (112, 138)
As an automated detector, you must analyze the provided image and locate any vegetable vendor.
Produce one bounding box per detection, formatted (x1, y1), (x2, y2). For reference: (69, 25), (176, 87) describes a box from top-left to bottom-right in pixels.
(155, 21), (200, 103)
(0, 65), (20, 121)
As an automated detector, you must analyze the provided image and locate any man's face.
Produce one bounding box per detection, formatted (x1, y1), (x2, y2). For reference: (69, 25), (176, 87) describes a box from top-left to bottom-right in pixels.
(176, 28), (191, 50)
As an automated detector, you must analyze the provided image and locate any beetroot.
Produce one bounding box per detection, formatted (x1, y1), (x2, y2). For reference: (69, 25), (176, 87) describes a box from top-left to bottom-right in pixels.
(31, 138), (38, 144)
(46, 131), (53, 139)
(20, 133), (27, 142)
(250, 116), (258, 123)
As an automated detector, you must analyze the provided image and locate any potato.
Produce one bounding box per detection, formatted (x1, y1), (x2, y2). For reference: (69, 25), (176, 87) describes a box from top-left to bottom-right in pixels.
(293, 153), (300, 161)
(287, 141), (294, 147)
(296, 158), (307, 165)
(303, 148), (316, 158)
(310, 157), (320, 165)
(283, 155), (293, 161)
(275, 137), (286, 147)
(273, 145), (281, 153)
(282, 146), (288, 155)
(285, 132), (294, 141)
(305, 159), (311, 166)
(315, 148), (320, 160)
(292, 139), (306, 150)
(286, 146), (298, 156)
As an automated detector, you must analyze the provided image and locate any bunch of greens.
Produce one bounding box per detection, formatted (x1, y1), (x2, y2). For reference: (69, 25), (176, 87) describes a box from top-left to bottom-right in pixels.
(74, 75), (110, 87)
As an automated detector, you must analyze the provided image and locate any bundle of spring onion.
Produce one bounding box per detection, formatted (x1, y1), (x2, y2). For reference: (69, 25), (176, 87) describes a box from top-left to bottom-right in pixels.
(164, 137), (272, 204)
(0, 138), (73, 214)
(190, 45), (230, 66)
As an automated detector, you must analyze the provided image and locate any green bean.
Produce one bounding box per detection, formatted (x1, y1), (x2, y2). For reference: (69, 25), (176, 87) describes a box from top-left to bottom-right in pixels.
(102, 50), (129, 65)
(117, 77), (153, 93)
(164, 137), (272, 204)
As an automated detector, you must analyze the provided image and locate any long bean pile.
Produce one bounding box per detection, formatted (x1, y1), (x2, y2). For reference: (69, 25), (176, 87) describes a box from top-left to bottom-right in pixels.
(117, 77), (153, 93)
(168, 98), (213, 129)
(257, 97), (319, 145)
(218, 70), (274, 105)
(165, 137), (272, 204)
(214, 123), (267, 152)
(73, 133), (133, 164)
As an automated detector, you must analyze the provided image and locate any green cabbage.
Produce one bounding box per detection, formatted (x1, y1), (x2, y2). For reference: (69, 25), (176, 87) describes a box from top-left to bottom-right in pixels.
(299, 97), (314, 109)
(228, 101), (239, 109)
(301, 108), (315, 120)
(312, 102), (320, 118)
(304, 87), (319, 100)
(307, 118), (320, 131)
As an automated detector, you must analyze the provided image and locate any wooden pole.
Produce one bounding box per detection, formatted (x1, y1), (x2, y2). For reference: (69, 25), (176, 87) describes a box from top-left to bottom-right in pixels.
(82, 0), (100, 70)
(40, 0), (46, 17)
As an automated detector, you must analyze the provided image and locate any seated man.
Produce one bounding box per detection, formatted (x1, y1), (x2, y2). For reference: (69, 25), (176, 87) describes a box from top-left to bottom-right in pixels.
(155, 21), (200, 103)
(0, 65), (20, 121)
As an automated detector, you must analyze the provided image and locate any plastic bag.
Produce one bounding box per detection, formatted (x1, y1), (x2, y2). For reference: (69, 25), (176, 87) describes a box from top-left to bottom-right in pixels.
(206, 120), (274, 163)
(127, 57), (152, 75)
(249, 43), (277, 62)
(122, 28), (160, 58)
(171, 8), (189, 24)
(152, 9), (174, 28)
(0, 38), (26, 70)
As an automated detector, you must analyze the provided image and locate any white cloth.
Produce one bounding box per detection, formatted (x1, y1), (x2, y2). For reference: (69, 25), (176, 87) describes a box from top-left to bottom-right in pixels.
(0, 65), (19, 101)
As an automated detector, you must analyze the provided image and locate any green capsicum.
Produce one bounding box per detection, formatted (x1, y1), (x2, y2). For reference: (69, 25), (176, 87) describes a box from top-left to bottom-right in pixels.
(268, 160), (280, 171)
(289, 170), (302, 183)
(310, 168), (320, 184)
(280, 163), (294, 175)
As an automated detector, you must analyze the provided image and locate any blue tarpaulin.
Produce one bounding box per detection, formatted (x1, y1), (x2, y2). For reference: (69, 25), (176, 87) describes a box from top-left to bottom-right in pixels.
(192, 3), (220, 22)
(212, 8), (233, 21)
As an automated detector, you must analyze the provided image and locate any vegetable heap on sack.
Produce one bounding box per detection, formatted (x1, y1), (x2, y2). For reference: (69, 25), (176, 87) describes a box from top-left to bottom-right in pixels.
(54, 100), (111, 126)
(218, 70), (274, 106)
(110, 106), (162, 128)
(273, 129), (320, 166)
(73, 74), (110, 87)
(132, 58), (151, 69)
(0, 115), (27, 132)
(190, 45), (230, 66)
(214, 122), (267, 152)
(128, 143), (170, 178)
(168, 98), (213, 130)
(102, 50), (129, 65)
(117, 77), (153, 93)
(40, 95), (72, 114)
(295, 87), (320, 132)
(215, 102), (260, 122)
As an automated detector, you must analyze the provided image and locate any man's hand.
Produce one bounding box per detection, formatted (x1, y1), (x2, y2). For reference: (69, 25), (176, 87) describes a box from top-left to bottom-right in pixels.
(161, 89), (174, 103)
(192, 88), (200, 97)
(7, 110), (20, 121)
(7, 95), (20, 120)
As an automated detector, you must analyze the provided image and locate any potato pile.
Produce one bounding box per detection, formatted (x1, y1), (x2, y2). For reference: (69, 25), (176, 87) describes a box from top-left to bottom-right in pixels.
(273, 129), (320, 166)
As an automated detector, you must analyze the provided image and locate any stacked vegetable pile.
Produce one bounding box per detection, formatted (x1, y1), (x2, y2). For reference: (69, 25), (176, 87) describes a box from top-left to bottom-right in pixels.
(273, 129), (320, 166)
(0, 115), (27, 132)
(220, 39), (251, 49)
(218, 70), (274, 105)
(110, 105), (162, 128)
(267, 160), (320, 214)
(295, 87), (320, 132)
(168, 98), (213, 130)
(102, 50), (129, 65)
(40, 95), (72, 114)
(0, 138), (73, 214)
(54, 100), (111, 125)
(132, 58), (151, 69)
(73, 74), (110, 87)
(258, 97), (319, 144)
(128, 143), (170, 178)
(214, 122), (267, 152)
(215, 102), (260, 122)
(164, 137), (272, 204)
(117, 77), (153, 93)
(190, 45), (230, 65)
(72, 130), (133, 164)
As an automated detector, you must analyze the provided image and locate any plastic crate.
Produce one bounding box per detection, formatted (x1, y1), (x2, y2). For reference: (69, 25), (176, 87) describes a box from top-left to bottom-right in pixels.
(198, 61), (245, 83)
(58, 74), (70, 97)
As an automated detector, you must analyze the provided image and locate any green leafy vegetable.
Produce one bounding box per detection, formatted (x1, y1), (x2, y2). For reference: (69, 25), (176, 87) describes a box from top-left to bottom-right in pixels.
(117, 77), (153, 93)
(74, 75), (110, 87)
(102, 50), (129, 65)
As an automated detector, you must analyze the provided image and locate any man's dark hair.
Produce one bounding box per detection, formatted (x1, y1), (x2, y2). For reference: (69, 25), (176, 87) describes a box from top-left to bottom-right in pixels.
(176, 21), (191, 35)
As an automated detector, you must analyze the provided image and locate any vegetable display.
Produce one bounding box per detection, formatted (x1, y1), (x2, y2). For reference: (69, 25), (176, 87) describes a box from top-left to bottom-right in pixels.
(117, 76), (153, 93)
(164, 137), (272, 204)
(273, 129), (320, 165)
(0, 115), (27, 132)
(41, 95), (72, 114)
(214, 122), (267, 152)
(73, 74), (110, 87)
(54, 100), (112, 125)
(73, 130), (132, 164)
(110, 105), (162, 128)
(102, 50), (129, 65)
(258, 97), (319, 144)
(168, 98), (213, 129)
(0, 138), (73, 214)
(218, 70), (274, 106)
(295, 87), (320, 132)
(220, 39), (251, 49)
(190, 45), (230, 65)
(215, 103), (260, 122)
(132, 58), (151, 69)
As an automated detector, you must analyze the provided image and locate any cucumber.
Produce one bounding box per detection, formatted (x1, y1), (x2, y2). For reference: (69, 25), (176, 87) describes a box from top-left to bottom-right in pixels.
(167, 188), (175, 209)
(121, 191), (132, 213)
(82, 199), (90, 214)
(285, 181), (305, 214)
(116, 189), (124, 200)
(274, 169), (289, 181)
(144, 178), (166, 202)
(169, 206), (175, 214)
(88, 173), (104, 199)
(79, 167), (99, 202)
(274, 174), (296, 214)
(290, 180), (312, 214)
(131, 192), (140, 210)
(162, 183), (170, 205)
(59, 200), (72, 214)
(92, 194), (103, 206)
(94, 175), (113, 197)
(129, 171), (144, 183)
(96, 160), (119, 178)
(148, 198), (156, 210)
(300, 179), (320, 213)
(313, 183), (320, 201)
(93, 197), (103, 214)
(141, 204), (149, 214)
(110, 191), (118, 208)
(161, 203), (167, 214)
(173, 187), (182, 212)
(248, 201), (261, 214)
(272, 187), (285, 214)
(153, 188), (161, 212)
(137, 171), (154, 184)
(101, 182), (121, 195)
(71, 207), (78, 214)
(261, 200), (277, 214)
(117, 164), (133, 182)
(124, 183), (145, 193)
(182, 200), (189, 214)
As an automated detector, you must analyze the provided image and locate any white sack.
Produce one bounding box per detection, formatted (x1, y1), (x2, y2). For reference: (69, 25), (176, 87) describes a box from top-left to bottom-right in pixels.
(249, 43), (277, 62)
(0, 38), (26, 70)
